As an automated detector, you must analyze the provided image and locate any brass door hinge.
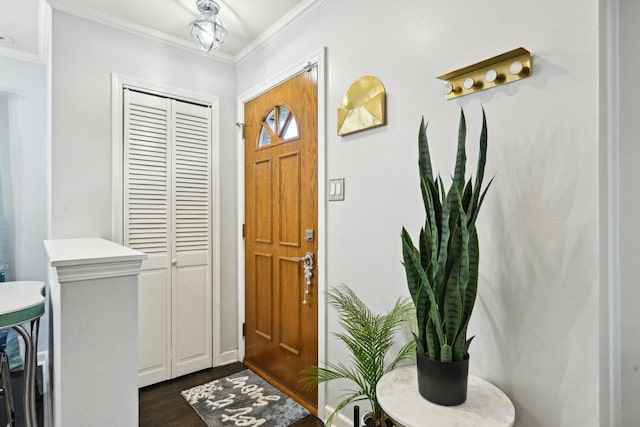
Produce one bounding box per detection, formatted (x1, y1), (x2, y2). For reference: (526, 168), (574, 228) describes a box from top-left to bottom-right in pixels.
(236, 122), (245, 140)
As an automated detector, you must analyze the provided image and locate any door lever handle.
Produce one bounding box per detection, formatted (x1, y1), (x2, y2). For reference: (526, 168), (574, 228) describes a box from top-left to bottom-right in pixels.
(292, 252), (313, 265)
(293, 252), (314, 304)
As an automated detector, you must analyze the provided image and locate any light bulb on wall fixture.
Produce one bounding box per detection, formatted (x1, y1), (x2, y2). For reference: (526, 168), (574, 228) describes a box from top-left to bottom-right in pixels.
(509, 61), (524, 75)
(190, 0), (228, 52)
(462, 77), (475, 90)
(443, 83), (454, 95)
(485, 69), (498, 83)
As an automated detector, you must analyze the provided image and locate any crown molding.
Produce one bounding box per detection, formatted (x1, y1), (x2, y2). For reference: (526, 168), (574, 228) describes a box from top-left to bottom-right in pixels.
(0, 46), (44, 64)
(48, 0), (236, 65)
(234, 0), (326, 64)
(0, 0), (49, 64)
(47, 0), (324, 66)
(53, 260), (145, 283)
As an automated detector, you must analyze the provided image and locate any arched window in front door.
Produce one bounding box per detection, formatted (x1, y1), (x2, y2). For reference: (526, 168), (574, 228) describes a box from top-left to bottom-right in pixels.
(257, 105), (300, 147)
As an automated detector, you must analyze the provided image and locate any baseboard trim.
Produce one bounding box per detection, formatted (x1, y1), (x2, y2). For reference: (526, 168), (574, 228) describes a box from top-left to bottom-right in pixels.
(324, 404), (354, 427)
(37, 350), (48, 367)
(37, 350), (53, 427)
(218, 349), (239, 366)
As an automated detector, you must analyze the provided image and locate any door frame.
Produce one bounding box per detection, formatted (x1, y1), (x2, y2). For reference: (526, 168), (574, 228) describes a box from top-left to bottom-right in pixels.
(601, 0), (621, 424)
(236, 47), (327, 418)
(110, 73), (224, 367)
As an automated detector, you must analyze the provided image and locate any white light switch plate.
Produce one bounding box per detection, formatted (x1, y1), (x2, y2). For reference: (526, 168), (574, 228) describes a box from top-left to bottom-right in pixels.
(329, 178), (345, 201)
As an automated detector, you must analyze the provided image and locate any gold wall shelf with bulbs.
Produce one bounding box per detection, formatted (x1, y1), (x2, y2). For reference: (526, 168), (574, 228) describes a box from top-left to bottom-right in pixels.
(437, 47), (532, 100)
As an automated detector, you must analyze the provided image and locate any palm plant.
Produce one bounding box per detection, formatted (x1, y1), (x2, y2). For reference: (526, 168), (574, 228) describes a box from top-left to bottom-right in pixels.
(401, 109), (492, 363)
(300, 285), (415, 426)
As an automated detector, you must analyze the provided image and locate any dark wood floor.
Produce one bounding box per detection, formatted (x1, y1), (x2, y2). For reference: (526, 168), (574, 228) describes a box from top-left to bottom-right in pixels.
(0, 367), (44, 427)
(139, 362), (323, 427)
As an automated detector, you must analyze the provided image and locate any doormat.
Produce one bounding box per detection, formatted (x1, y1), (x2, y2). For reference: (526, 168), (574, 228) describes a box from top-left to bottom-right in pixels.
(181, 368), (311, 426)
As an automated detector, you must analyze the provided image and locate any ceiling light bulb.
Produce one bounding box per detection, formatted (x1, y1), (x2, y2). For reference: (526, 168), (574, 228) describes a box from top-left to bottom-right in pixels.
(509, 61), (524, 75)
(443, 83), (454, 95)
(485, 69), (498, 83)
(462, 77), (475, 90)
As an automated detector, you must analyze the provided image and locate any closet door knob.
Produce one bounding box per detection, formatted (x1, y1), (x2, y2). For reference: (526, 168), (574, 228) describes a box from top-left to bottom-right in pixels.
(172, 259), (177, 266)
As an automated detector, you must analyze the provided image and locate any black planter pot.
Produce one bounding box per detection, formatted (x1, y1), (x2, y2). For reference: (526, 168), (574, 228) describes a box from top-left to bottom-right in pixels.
(416, 352), (469, 406)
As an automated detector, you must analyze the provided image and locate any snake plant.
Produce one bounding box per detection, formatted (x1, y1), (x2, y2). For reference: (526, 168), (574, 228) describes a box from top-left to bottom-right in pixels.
(401, 109), (492, 363)
(300, 285), (415, 426)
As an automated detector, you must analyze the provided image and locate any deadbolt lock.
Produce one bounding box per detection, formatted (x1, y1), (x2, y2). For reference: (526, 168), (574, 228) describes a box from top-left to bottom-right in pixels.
(305, 229), (315, 242)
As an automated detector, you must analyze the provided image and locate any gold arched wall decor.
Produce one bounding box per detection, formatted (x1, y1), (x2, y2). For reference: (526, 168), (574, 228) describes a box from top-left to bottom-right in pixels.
(337, 75), (386, 136)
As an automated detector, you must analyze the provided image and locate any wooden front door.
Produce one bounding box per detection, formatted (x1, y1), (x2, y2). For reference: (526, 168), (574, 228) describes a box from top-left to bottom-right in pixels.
(244, 67), (318, 413)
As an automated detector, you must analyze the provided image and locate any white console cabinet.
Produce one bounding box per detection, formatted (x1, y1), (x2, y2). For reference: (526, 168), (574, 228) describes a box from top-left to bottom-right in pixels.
(45, 238), (146, 427)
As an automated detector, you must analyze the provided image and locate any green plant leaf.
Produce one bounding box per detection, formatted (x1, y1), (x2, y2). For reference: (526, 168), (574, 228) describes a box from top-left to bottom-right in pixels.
(469, 108), (488, 223)
(444, 185), (462, 270)
(455, 186), (470, 297)
(401, 228), (421, 304)
(426, 317), (438, 360)
(402, 236), (445, 348)
(453, 109), (467, 192)
(413, 332), (425, 354)
(441, 344), (453, 363)
(462, 179), (473, 214)
(464, 335), (475, 354)
(424, 177), (441, 268)
(325, 394), (367, 426)
(388, 339), (417, 372)
(434, 177), (451, 309)
(421, 175), (439, 269)
(438, 175), (447, 205)
(446, 185), (460, 265)
(453, 321), (467, 361)
(402, 229), (429, 351)
(470, 176), (494, 226)
(418, 117), (434, 185)
(463, 227), (479, 323)
(444, 258), (463, 347)
(419, 227), (432, 273)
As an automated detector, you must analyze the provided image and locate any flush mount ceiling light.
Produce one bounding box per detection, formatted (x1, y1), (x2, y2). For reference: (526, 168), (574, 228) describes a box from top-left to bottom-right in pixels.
(189, 0), (228, 53)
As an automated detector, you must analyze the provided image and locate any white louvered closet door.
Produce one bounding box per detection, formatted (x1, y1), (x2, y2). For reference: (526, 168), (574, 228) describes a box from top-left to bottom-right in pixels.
(124, 89), (172, 387)
(171, 99), (213, 377)
(124, 90), (212, 388)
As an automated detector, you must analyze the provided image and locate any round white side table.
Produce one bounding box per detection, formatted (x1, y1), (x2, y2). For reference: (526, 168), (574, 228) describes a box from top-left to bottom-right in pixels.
(377, 365), (515, 427)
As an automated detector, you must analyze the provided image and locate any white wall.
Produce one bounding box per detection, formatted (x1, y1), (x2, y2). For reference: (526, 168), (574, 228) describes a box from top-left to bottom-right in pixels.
(238, 1), (600, 426)
(0, 56), (49, 285)
(51, 11), (238, 352)
(0, 55), (50, 347)
(619, 0), (640, 424)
